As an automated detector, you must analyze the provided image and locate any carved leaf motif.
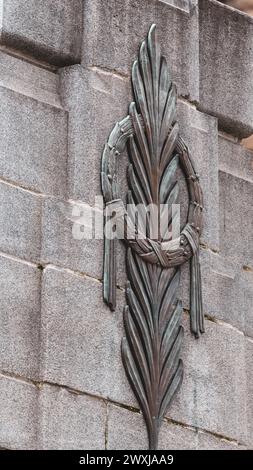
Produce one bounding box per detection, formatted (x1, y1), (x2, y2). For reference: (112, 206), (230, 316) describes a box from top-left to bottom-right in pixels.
(122, 25), (184, 449)
(122, 251), (183, 450)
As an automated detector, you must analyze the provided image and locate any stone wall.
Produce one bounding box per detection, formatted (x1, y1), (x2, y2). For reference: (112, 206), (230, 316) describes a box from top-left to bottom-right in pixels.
(221, 1), (253, 15)
(0, 0), (252, 450)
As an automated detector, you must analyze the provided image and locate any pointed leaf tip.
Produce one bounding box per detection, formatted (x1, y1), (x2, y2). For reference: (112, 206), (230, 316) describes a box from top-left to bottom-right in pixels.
(148, 24), (157, 46)
(140, 40), (147, 56)
(149, 24), (157, 37)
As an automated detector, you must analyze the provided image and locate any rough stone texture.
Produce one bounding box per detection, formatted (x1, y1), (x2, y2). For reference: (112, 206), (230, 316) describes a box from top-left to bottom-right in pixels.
(0, 0), (252, 452)
(0, 0), (83, 66)
(0, 87), (68, 196)
(177, 100), (219, 250)
(0, 255), (40, 380)
(41, 196), (128, 289)
(159, 0), (195, 13)
(217, 141), (253, 336)
(107, 403), (242, 450)
(219, 135), (253, 184)
(176, 135), (253, 336)
(159, 421), (197, 450)
(41, 265), (248, 444)
(0, 51), (62, 108)
(41, 197), (103, 280)
(82, 0), (199, 101)
(0, 182), (41, 262)
(60, 65), (131, 205)
(107, 403), (244, 450)
(205, 255), (250, 334)
(241, 271), (253, 339)
(178, 136), (253, 334)
(40, 265), (133, 405)
(107, 405), (147, 450)
(246, 339), (253, 448)
(219, 171), (253, 270)
(0, 374), (38, 449)
(107, 404), (197, 450)
(169, 315), (247, 443)
(39, 385), (106, 450)
(197, 431), (242, 450)
(199, 0), (253, 138)
(180, 249), (253, 335)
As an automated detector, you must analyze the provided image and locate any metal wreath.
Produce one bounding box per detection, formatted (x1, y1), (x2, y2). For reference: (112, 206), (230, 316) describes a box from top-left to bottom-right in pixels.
(101, 24), (204, 450)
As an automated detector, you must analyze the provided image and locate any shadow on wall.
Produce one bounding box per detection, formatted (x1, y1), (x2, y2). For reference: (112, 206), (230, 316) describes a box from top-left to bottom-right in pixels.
(220, 1), (253, 150)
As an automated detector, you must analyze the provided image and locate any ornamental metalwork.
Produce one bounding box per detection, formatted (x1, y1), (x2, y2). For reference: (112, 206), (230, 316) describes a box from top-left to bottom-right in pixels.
(101, 24), (204, 450)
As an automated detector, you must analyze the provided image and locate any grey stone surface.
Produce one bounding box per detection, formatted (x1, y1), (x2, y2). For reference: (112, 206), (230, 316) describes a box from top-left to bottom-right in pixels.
(0, 0), (83, 66)
(169, 315), (247, 443)
(181, 249), (253, 334)
(177, 100), (219, 250)
(41, 197), (103, 280)
(242, 271), (253, 339)
(60, 65), (131, 205)
(180, 134), (253, 334)
(41, 264), (248, 442)
(0, 181), (41, 262)
(246, 339), (253, 448)
(0, 374), (38, 449)
(107, 403), (243, 449)
(40, 265), (133, 405)
(39, 385), (106, 450)
(0, 51), (62, 108)
(197, 431), (242, 450)
(107, 404), (197, 450)
(219, 171), (253, 269)
(199, 0), (253, 138)
(41, 196), (129, 289)
(159, 421), (197, 450)
(159, 0), (195, 13)
(203, 256), (247, 333)
(107, 405), (147, 450)
(81, 0), (199, 101)
(219, 135), (253, 184)
(0, 87), (68, 196)
(0, 0), (251, 451)
(0, 255), (40, 379)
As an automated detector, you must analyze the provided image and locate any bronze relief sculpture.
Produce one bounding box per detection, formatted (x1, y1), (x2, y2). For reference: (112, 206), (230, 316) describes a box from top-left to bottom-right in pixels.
(101, 24), (204, 450)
